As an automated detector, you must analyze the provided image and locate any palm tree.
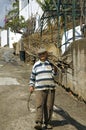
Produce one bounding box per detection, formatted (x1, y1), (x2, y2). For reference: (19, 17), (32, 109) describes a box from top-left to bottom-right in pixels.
(36, 0), (56, 11)
(36, 0), (57, 40)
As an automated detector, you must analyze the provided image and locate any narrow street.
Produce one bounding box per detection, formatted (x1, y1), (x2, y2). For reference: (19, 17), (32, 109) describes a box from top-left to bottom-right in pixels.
(0, 47), (86, 130)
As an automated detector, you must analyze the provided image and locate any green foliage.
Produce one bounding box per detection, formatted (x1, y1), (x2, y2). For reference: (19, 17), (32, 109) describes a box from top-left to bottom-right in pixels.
(36, 0), (56, 11)
(4, 0), (26, 33)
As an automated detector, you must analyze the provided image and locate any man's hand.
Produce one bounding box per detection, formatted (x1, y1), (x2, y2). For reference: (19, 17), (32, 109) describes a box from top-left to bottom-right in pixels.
(29, 86), (34, 93)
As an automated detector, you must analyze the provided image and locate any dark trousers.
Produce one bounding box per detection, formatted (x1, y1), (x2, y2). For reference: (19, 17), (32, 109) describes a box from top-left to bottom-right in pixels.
(35, 89), (55, 124)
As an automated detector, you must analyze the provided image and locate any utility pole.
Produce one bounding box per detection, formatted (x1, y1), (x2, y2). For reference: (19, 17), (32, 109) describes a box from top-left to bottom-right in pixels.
(72, 0), (76, 41)
(0, 28), (1, 46)
(7, 28), (9, 47)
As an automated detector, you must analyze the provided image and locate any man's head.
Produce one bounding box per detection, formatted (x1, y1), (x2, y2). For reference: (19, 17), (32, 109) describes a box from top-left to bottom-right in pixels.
(38, 48), (48, 62)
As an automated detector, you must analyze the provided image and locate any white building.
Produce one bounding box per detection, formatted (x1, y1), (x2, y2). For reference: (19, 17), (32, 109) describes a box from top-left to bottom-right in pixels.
(19, 0), (43, 31)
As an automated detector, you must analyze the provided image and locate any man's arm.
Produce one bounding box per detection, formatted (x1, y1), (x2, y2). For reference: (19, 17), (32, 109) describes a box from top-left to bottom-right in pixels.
(29, 66), (36, 93)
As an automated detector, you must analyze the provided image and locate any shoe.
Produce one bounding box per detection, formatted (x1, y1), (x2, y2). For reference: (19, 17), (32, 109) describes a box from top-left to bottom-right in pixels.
(45, 124), (53, 129)
(34, 122), (42, 130)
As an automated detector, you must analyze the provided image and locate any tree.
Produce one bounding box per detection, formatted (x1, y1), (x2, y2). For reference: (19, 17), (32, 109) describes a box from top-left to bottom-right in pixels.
(36, 0), (57, 41)
(4, 0), (26, 34)
(36, 0), (56, 11)
(36, 0), (57, 27)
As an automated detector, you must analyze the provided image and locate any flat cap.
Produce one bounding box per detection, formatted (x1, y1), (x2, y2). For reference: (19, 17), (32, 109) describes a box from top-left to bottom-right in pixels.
(38, 48), (47, 54)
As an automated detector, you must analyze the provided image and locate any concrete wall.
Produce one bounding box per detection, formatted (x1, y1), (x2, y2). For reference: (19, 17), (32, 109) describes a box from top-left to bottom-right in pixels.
(1, 30), (7, 47)
(58, 38), (86, 101)
(1, 29), (22, 48)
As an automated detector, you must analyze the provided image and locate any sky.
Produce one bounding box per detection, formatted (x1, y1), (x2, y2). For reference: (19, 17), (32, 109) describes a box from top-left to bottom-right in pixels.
(0, 0), (13, 27)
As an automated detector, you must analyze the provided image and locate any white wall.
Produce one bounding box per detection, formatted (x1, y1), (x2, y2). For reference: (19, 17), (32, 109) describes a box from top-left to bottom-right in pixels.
(1, 29), (22, 48)
(61, 25), (82, 54)
(9, 30), (22, 48)
(1, 30), (7, 47)
(19, 0), (43, 30)
(19, 4), (29, 21)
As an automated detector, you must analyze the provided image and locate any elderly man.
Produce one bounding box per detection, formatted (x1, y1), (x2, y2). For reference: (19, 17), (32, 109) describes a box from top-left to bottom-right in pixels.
(29, 48), (57, 130)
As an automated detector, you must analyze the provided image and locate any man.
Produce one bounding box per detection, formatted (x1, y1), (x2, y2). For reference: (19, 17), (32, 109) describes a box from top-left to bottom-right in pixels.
(29, 48), (57, 130)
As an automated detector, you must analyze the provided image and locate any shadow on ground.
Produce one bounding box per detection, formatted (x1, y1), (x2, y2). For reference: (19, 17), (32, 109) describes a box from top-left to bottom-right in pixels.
(52, 105), (86, 130)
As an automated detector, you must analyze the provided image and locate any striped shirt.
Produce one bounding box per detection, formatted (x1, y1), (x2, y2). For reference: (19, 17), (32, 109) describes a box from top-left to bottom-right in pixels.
(29, 60), (56, 90)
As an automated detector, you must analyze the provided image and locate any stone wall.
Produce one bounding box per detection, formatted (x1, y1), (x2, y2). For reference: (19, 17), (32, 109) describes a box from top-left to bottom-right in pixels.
(59, 38), (86, 101)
